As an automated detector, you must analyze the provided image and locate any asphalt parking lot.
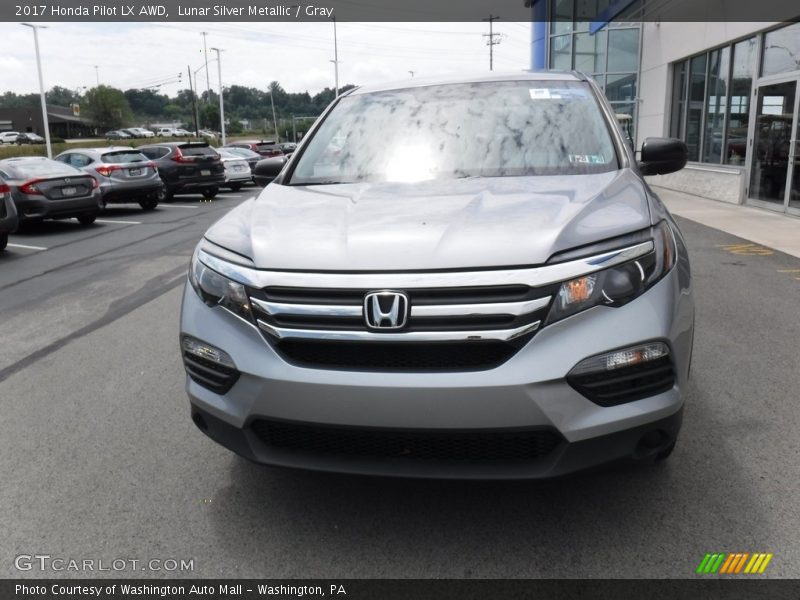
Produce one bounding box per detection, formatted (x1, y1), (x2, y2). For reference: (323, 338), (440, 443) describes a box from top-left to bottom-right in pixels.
(1, 193), (799, 579)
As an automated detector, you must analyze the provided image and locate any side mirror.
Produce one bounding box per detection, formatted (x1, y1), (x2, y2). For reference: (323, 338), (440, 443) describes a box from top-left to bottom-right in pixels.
(638, 137), (688, 176)
(253, 156), (288, 187)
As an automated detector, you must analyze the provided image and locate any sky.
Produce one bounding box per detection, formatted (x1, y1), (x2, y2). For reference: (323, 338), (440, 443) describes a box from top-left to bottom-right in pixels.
(0, 22), (533, 97)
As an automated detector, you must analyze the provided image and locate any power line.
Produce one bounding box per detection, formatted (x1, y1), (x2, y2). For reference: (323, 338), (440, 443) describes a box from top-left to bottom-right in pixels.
(482, 14), (501, 71)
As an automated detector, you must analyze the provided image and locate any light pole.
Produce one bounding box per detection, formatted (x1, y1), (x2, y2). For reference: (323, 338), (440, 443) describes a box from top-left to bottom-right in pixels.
(201, 32), (211, 99)
(21, 23), (52, 158)
(210, 47), (225, 145)
(94, 65), (100, 86)
(331, 16), (339, 97)
(268, 89), (279, 142)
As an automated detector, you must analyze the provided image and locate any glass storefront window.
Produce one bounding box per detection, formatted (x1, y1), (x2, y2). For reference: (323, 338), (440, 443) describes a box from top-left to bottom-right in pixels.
(574, 30), (607, 73)
(550, 34), (573, 70)
(725, 37), (756, 165)
(670, 61), (687, 139)
(606, 73), (637, 102)
(702, 47), (730, 163)
(686, 54), (707, 161)
(761, 22), (800, 78)
(607, 29), (639, 72)
(551, 0), (574, 35)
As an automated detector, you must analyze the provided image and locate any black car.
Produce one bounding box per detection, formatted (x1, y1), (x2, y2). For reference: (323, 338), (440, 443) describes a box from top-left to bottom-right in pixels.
(0, 179), (19, 251)
(136, 142), (225, 200)
(0, 157), (102, 226)
(225, 140), (284, 158)
(16, 132), (46, 145)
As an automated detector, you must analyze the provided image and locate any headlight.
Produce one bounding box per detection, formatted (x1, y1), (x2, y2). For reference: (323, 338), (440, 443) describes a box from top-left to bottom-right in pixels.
(546, 221), (676, 325)
(188, 246), (253, 321)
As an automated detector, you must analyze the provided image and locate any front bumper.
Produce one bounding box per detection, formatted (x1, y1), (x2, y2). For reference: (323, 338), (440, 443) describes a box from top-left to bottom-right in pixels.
(180, 267), (694, 478)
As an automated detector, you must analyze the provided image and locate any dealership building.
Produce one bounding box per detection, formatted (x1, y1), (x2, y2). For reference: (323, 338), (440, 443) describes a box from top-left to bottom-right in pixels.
(530, 2), (800, 217)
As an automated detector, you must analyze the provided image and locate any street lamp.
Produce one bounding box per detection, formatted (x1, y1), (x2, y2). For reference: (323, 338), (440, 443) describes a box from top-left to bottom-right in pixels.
(21, 23), (52, 158)
(331, 16), (339, 97)
(267, 88), (279, 142)
(210, 47), (225, 145)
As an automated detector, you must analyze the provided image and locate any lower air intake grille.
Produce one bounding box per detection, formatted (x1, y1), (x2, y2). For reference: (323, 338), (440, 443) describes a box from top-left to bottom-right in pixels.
(567, 356), (676, 406)
(252, 419), (563, 462)
(182, 352), (240, 394)
(275, 340), (518, 371)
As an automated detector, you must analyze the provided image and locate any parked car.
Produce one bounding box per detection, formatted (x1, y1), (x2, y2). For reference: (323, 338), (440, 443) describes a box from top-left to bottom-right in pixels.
(156, 127), (179, 137)
(225, 140), (283, 158)
(198, 130), (218, 139)
(137, 141), (225, 200)
(123, 127), (155, 139)
(180, 72), (693, 479)
(174, 128), (194, 137)
(55, 147), (164, 210)
(0, 157), (102, 226)
(279, 142), (297, 156)
(216, 149), (253, 191)
(16, 132), (45, 145)
(105, 130), (132, 140)
(0, 131), (19, 145)
(221, 146), (261, 178)
(0, 179), (19, 250)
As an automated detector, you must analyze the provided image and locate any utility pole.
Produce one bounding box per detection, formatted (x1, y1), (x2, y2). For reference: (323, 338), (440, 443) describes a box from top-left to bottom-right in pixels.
(201, 32), (211, 100)
(210, 47), (225, 145)
(408, 70), (415, 77)
(482, 14), (501, 71)
(21, 23), (52, 158)
(187, 65), (199, 136)
(331, 16), (339, 97)
(94, 65), (100, 86)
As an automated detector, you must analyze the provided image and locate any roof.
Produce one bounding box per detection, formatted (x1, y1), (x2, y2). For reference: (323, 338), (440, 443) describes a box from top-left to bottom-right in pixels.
(350, 70), (584, 96)
(57, 146), (139, 155)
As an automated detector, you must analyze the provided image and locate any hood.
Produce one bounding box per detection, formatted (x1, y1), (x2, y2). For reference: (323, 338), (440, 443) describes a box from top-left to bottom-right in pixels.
(205, 169), (651, 271)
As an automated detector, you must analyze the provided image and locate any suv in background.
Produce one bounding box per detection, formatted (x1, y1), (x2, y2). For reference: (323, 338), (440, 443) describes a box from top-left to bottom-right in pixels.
(157, 127), (179, 138)
(0, 132), (19, 145)
(225, 140), (284, 158)
(55, 147), (164, 210)
(181, 72), (694, 479)
(137, 142), (225, 200)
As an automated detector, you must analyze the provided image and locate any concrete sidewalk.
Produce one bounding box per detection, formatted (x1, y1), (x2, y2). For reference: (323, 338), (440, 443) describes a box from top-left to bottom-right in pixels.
(654, 186), (800, 259)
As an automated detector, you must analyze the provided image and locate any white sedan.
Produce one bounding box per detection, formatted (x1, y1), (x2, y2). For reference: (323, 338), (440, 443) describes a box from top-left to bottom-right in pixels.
(216, 149), (252, 191)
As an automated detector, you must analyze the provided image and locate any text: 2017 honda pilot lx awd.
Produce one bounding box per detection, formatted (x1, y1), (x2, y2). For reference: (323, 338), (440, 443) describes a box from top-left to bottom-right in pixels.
(180, 72), (694, 479)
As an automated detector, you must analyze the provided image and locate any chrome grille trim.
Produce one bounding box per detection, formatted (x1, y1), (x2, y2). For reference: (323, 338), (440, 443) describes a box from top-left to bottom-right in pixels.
(251, 298), (362, 317)
(197, 240), (654, 290)
(412, 296), (551, 318)
(257, 319), (541, 342)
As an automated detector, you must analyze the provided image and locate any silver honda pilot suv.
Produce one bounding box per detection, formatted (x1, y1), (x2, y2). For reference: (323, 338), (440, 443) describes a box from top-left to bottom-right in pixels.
(179, 71), (694, 479)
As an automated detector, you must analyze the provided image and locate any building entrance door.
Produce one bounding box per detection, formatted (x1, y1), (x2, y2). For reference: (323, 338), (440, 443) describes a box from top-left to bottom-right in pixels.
(747, 79), (800, 215)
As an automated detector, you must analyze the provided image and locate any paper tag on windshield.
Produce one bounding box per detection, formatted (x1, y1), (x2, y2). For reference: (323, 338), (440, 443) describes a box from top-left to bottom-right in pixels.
(529, 89), (551, 100)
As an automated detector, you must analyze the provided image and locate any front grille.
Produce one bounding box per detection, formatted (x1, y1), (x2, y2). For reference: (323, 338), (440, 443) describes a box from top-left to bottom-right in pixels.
(567, 356), (676, 406)
(182, 351), (240, 394)
(276, 340), (516, 371)
(251, 419), (563, 462)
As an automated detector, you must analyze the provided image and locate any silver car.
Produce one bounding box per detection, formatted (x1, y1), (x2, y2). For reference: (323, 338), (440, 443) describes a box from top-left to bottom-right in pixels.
(180, 72), (694, 479)
(216, 149), (253, 191)
(55, 147), (164, 210)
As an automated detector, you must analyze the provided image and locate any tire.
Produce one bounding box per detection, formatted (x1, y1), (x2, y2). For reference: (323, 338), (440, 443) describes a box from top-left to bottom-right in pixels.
(155, 186), (168, 202)
(0, 232), (7, 251)
(77, 214), (96, 226)
(202, 187), (219, 200)
(229, 183), (243, 192)
(139, 198), (158, 210)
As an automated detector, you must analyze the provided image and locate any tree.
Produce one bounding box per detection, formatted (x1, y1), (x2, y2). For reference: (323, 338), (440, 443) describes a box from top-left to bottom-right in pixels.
(200, 104), (219, 129)
(46, 86), (81, 107)
(83, 85), (133, 130)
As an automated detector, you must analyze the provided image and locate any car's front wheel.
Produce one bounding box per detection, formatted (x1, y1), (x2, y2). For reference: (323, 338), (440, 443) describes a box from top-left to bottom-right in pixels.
(77, 214), (96, 226)
(139, 198), (159, 211)
(202, 187), (218, 200)
(0, 232), (7, 251)
(229, 183), (243, 192)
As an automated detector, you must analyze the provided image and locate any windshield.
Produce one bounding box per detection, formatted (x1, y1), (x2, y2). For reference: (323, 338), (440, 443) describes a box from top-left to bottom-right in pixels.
(289, 80), (618, 185)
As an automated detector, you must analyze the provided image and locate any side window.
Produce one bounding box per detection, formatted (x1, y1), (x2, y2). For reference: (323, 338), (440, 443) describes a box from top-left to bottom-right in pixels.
(74, 154), (92, 168)
(55, 154), (72, 165)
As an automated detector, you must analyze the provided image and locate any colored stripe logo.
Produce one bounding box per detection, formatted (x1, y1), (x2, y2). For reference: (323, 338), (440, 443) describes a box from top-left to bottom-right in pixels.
(697, 553), (773, 574)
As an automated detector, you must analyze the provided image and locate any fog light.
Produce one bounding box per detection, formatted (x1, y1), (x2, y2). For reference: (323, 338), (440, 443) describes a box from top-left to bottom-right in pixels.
(181, 335), (236, 369)
(569, 342), (669, 376)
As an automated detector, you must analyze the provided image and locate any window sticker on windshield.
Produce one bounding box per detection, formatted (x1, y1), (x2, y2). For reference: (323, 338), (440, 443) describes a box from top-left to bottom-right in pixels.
(530, 89), (555, 100)
(569, 154), (606, 164)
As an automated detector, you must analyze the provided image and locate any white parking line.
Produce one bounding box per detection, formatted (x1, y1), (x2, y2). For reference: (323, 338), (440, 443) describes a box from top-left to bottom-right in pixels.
(7, 243), (48, 251)
(160, 204), (199, 209)
(95, 219), (143, 225)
